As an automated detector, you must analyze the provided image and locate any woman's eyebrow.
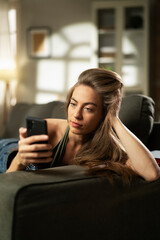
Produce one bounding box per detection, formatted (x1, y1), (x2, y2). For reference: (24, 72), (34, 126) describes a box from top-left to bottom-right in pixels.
(71, 97), (97, 107)
(71, 97), (77, 102)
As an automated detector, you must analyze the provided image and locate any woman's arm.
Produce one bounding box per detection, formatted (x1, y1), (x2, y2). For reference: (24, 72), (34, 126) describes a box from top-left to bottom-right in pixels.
(109, 89), (160, 181)
(112, 116), (160, 181)
(6, 127), (53, 172)
(6, 119), (67, 173)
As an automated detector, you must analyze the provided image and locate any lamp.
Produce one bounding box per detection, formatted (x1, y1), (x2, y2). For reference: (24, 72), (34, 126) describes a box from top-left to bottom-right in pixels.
(0, 66), (17, 132)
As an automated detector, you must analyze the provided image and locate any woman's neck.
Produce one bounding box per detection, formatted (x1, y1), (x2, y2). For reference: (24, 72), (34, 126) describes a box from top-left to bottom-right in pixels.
(68, 130), (92, 147)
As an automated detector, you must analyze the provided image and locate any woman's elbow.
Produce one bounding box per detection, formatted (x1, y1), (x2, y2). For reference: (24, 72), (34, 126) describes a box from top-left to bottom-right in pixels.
(145, 168), (160, 182)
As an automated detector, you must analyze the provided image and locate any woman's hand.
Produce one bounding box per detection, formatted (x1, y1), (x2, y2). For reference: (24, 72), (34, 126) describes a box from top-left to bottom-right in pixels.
(108, 89), (122, 125)
(7, 127), (53, 172)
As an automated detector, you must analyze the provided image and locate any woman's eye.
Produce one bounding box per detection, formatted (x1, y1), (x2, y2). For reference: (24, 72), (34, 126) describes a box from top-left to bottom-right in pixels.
(70, 102), (76, 107)
(85, 107), (93, 112)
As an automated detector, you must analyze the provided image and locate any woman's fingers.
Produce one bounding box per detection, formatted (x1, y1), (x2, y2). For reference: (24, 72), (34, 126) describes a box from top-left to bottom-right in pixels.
(19, 128), (49, 144)
(19, 134), (49, 145)
(109, 90), (122, 118)
(19, 142), (52, 152)
(26, 157), (52, 164)
(19, 156), (53, 167)
(19, 127), (27, 140)
(20, 149), (53, 159)
(18, 147), (53, 166)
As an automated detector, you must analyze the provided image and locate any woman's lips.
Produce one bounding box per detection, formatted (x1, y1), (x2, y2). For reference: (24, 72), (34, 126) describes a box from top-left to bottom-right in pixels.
(71, 121), (82, 128)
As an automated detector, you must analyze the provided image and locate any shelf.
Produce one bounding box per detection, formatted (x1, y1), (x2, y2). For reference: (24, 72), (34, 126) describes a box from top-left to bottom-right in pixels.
(99, 46), (116, 54)
(99, 57), (115, 64)
(98, 29), (115, 34)
(122, 59), (141, 65)
(124, 28), (144, 33)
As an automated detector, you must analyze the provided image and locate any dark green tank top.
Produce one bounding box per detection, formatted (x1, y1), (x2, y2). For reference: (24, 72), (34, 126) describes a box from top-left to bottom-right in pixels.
(50, 126), (69, 167)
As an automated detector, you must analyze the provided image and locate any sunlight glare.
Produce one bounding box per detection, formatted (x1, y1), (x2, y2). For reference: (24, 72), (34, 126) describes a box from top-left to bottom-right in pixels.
(8, 9), (16, 32)
(37, 60), (65, 92)
(62, 23), (92, 44)
(70, 45), (91, 58)
(51, 33), (69, 57)
(35, 92), (61, 103)
(67, 61), (91, 89)
(122, 65), (139, 86)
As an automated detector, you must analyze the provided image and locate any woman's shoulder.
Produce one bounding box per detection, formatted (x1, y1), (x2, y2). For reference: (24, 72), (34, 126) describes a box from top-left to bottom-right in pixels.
(46, 118), (67, 127)
(46, 118), (68, 146)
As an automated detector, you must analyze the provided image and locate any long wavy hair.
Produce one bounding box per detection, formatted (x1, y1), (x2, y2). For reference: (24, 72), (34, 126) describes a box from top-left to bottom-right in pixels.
(66, 68), (138, 184)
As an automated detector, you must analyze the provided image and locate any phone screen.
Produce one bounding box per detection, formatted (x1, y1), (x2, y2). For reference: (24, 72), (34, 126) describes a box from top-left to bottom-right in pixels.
(26, 117), (48, 143)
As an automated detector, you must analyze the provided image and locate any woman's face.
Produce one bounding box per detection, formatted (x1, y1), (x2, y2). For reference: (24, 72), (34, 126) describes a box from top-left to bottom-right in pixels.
(68, 84), (103, 135)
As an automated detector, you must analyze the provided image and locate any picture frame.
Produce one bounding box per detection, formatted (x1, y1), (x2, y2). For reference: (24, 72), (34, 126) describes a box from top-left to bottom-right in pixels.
(27, 27), (51, 58)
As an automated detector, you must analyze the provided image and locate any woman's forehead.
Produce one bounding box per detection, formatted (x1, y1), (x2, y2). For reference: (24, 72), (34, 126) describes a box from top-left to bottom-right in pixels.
(72, 85), (102, 105)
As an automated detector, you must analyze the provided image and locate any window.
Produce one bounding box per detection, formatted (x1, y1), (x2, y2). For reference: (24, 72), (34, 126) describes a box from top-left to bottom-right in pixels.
(8, 8), (17, 57)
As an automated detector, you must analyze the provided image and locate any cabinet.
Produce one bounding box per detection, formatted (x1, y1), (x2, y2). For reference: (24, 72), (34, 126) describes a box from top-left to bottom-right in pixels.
(92, 0), (149, 95)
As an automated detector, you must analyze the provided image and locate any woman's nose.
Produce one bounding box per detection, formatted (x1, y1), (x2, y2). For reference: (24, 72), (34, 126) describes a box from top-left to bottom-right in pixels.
(74, 108), (83, 119)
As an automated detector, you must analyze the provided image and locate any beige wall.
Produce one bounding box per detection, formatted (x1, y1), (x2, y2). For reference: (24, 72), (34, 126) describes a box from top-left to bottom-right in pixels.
(17, 0), (97, 104)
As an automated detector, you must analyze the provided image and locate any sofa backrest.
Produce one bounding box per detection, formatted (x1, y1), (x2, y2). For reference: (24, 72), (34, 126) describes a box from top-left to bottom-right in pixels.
(3, 95), (155, 146)
(119, 94), (155, 146)
(3, 101), (66, 139)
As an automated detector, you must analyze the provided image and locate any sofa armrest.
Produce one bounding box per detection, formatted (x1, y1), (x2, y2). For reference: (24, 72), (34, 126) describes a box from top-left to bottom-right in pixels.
(1, 166), (160, 240)
(148, 122), (160, 150)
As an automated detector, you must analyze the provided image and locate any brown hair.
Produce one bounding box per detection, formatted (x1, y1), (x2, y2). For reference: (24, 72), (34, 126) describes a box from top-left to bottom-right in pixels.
(66, 68), (137, 184)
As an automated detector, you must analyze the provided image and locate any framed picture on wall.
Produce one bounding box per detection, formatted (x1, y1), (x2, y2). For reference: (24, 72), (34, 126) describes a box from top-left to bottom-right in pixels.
(27, 27), (51, 58)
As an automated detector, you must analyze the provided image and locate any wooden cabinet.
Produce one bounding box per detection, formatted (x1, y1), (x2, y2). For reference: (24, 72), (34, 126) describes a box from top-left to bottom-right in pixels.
(92, 0), (149, 95)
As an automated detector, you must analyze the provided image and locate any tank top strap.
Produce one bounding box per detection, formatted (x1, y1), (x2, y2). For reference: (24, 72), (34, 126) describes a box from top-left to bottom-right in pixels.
(50, 126), (69, 167)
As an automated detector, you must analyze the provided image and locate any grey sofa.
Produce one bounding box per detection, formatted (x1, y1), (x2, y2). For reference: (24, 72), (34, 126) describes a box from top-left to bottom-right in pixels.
(0, 94), (160, 240)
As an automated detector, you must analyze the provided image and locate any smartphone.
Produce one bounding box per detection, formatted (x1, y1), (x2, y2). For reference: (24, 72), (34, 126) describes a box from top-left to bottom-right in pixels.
(26, 116), (48, 144)
(26, 116), (50, 169)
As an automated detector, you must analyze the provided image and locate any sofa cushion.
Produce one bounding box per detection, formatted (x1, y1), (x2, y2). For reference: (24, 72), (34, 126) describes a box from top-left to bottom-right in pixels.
(119, 94), (155, 146)
(3, 101), (66, 139)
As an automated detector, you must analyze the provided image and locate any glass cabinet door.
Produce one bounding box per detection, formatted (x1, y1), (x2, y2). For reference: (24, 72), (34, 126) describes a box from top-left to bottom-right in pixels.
(122, 7), (144, 92)
(98, 9), (116, 71)
(92, 0), (149, 95)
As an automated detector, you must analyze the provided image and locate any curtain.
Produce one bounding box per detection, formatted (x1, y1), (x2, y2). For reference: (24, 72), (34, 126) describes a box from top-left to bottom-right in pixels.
(0, 0), (16, 73)
(0, 0), (17, 136)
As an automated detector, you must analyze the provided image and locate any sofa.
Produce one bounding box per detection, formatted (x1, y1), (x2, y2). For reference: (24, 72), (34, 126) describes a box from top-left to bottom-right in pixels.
(0, 94), (160, 240)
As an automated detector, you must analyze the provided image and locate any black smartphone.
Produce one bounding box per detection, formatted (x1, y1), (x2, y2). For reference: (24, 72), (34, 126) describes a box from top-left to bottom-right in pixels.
(26, 116), (48, 144)
(26, 116), (50, 169)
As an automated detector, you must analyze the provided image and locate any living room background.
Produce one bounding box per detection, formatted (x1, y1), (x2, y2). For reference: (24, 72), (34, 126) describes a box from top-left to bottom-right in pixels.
(0, 0), (159, 133)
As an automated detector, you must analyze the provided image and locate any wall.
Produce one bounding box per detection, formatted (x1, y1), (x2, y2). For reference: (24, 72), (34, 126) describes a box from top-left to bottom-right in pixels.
(17, 0), (97, 104)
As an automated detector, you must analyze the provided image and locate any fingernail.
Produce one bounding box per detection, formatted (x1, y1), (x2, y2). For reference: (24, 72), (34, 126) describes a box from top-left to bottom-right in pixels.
(43, 135), (48, 139)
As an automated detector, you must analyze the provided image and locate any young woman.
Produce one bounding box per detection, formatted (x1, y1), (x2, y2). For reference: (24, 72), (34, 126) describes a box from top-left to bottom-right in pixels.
(6, 68), (160, 183)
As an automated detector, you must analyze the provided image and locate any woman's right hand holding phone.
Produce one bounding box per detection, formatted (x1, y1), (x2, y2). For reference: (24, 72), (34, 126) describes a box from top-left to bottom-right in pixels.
(7, 127), (53, 172)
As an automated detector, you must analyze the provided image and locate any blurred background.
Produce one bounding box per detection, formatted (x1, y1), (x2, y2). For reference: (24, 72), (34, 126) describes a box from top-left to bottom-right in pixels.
(0, 0), (159, 132)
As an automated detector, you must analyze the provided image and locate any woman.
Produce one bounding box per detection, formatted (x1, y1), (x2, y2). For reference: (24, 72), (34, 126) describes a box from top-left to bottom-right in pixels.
(6, 68), (160, 183)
